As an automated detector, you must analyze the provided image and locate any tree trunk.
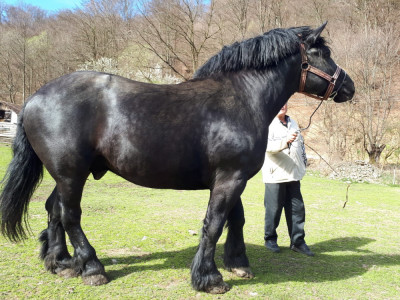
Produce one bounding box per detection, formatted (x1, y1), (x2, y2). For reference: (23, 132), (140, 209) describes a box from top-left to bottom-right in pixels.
(367, 144), (386, 165)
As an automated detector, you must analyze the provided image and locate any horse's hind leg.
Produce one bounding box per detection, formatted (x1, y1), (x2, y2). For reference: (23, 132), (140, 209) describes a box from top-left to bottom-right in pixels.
(39, 186), (76, 278)
(191, 172), (247, 294)
(223, 198), (254, 279)
(57, 175), (108, 286)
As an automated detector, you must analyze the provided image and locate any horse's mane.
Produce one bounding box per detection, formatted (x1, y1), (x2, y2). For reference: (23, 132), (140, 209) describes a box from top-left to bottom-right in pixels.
(193, 26), (326, 78)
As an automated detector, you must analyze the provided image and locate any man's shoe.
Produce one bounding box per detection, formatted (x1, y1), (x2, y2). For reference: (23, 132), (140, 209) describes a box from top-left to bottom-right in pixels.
(265, 240), (280, 253)
(291, 243), (314, 256)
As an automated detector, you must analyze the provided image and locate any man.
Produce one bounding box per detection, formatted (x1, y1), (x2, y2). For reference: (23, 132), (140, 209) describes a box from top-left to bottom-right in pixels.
(262, 103), (314, 256)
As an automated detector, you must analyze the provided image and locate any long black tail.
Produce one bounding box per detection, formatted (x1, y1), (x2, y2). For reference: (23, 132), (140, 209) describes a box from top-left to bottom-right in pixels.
(0, 108), (43, 242)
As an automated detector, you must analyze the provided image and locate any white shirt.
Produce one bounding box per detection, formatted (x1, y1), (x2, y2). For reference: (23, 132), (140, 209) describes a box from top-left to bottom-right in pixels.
(262, 116), (307, 183)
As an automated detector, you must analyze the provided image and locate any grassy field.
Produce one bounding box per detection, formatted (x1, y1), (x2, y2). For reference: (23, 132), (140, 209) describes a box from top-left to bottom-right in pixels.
(1, 143), (400, 299)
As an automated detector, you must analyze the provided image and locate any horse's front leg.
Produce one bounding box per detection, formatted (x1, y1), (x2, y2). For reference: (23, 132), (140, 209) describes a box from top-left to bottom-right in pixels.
(224, 198), (254, 279)
(191, 172), (247, 294)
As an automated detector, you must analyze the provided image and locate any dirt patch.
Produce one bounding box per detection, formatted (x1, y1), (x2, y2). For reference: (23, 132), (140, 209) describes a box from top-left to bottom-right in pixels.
(104, 246), (150, 257)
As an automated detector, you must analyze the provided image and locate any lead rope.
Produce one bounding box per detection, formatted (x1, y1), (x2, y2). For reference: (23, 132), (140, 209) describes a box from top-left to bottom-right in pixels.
(298, 100), (352, 208)
(299, 100), (323, 132)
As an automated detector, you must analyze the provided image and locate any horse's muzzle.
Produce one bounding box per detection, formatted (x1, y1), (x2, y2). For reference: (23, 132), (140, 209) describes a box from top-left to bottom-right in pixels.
(333, 76), (355, 103)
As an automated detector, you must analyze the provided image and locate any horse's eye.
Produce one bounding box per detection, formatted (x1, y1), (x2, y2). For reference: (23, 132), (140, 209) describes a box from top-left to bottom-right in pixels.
(322, 50), (331, 58)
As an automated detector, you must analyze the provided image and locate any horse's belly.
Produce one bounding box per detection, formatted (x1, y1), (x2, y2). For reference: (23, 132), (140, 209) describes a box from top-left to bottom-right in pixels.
(106, 152), (209, 190)
(118, 169), (208, 190)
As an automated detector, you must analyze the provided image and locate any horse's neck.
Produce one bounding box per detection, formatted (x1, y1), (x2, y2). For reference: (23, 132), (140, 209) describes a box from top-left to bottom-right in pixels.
(232, 56), (300, 127)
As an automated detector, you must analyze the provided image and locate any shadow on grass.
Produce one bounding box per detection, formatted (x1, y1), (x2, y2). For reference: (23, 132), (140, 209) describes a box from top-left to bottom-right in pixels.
(102, 236), (400, 285)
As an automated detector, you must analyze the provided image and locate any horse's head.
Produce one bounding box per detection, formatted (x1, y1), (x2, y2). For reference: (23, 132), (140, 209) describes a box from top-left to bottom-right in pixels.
(298, 22), (355, 103)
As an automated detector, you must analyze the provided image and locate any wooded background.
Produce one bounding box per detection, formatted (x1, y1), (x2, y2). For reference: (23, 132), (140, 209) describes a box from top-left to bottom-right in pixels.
(0, 0), (399, 165)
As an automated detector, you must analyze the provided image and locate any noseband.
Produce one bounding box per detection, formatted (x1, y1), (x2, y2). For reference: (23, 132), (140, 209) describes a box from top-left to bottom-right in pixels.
(298, 43), (346, 100)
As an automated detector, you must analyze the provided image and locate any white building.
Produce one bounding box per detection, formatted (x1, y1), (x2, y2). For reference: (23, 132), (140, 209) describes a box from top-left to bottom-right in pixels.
(0, 101), (21, 141)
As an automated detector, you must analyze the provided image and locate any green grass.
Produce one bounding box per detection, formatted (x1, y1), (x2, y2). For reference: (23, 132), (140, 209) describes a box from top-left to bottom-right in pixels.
(1, 144), (400, 299)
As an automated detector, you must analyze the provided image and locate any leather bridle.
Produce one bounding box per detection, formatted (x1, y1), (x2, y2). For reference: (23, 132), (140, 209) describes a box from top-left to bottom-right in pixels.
(298, 43), (346, 100)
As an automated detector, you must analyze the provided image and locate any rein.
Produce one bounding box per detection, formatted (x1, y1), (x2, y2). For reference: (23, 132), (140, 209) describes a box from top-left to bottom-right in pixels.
(298, 43), (343, 101)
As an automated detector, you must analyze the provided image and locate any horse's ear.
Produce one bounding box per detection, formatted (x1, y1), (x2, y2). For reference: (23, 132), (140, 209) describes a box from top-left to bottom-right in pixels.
(305, 21), (327, 46)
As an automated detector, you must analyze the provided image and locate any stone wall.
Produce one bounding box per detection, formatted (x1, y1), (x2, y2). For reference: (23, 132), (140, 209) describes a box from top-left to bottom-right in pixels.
(329, 160), (381, 183)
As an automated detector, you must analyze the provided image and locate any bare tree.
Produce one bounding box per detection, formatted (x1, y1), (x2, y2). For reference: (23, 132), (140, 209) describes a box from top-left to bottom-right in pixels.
(0, 31), (19, 103)
(249, 0), (291, 34)
(269, 0), (287, 27)
(135, 0), (220, 80)
(0, 4), (47, 103)
(350, 0), (400, 164)
(383, 118), (400, 164)
(311, 0), (400, 165)
(57, 0), (130, 66)
(224, 0), (250, 38)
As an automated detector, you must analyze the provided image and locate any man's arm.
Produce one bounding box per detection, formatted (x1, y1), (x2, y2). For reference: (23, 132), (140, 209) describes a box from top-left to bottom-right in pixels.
(266, 132), (298, 154)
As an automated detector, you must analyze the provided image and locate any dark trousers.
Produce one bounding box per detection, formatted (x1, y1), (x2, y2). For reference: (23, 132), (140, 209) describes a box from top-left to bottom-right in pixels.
(264, 181), (305, 246)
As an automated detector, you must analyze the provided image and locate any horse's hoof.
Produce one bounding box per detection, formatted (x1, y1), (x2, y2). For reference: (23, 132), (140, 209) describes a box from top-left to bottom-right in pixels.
(204, 281), (231, 294)
(82, 274), (109, 286)
(57, 268), (79, 278)
(231, 267), (254, 279)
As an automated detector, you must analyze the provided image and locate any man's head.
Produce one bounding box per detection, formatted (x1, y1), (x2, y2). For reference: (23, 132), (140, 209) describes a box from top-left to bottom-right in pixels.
(277, 103), (288, 120)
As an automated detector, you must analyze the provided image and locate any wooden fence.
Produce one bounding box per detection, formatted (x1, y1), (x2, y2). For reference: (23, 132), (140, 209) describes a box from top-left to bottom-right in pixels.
(0, 122), (17, 143)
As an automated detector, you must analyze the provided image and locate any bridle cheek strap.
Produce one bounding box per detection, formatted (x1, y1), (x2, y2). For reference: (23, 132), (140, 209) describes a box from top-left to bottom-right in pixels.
(298, 43), (342, 100)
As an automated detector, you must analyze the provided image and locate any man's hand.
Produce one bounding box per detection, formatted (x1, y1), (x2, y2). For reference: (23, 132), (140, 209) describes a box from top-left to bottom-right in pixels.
(287, 131), (298, 145)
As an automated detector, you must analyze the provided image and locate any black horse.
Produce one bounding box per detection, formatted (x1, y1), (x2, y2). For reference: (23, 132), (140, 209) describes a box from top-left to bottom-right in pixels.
(0, 23), (354, 293)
